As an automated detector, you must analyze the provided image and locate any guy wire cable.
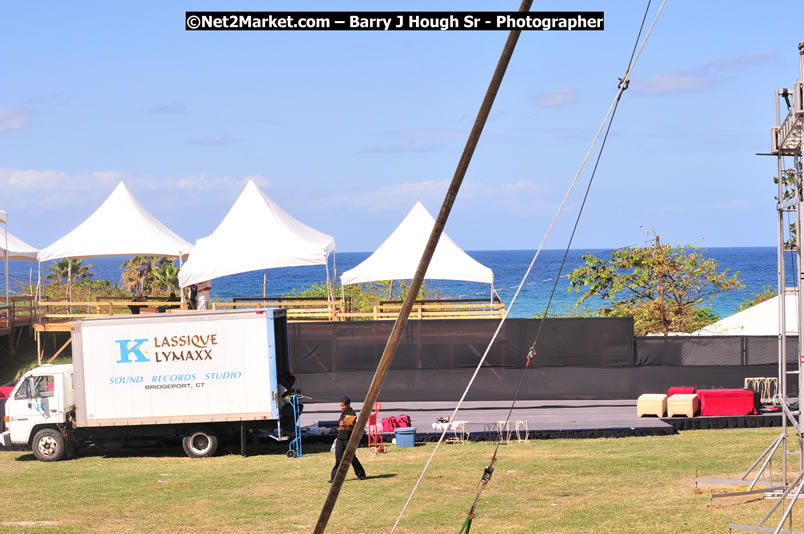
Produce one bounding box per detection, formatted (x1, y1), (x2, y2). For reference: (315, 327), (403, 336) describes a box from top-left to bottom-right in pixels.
(457, 4), (660, 531)
(312, 1), (534, 532)
(390, 1), (666, 532)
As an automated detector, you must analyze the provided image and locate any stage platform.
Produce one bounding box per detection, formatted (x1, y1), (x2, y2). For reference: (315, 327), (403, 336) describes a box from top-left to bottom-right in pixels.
(299, 400), (784, 441)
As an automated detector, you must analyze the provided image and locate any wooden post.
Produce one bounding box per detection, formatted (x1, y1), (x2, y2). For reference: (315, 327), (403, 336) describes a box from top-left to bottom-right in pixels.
(313, 3), (533, 527)
(263, 273), (267, 298)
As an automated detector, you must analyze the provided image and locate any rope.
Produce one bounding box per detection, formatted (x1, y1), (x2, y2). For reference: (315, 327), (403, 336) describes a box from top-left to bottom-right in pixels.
(389, 2), (666, 532)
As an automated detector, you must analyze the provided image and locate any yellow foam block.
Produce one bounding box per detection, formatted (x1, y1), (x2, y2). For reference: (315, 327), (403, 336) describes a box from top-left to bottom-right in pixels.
(667, 393), (699, 418)
(637, 393), (667, 417)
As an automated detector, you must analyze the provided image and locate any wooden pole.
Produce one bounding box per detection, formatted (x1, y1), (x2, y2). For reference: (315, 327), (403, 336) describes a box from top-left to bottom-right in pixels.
(4, 219), (8, 303)
(313, 2), (532, 530)
(263, 273), (267, 299)
(68, 258), (72, 315)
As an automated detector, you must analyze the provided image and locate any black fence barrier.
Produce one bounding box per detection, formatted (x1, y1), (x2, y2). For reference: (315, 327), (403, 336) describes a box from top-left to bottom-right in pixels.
(635, 336), (798, 367)
(289, 318), (635, 374)
(288, 319), (790, 402)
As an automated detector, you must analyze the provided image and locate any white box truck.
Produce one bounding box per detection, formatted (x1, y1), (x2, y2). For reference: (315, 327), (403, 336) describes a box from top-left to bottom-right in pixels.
(0, 308), (295, 460)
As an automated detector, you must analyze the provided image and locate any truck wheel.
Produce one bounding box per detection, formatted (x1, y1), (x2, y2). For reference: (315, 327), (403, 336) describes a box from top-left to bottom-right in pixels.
(182, 429), (218, 458)
(32, 429), (67, 462)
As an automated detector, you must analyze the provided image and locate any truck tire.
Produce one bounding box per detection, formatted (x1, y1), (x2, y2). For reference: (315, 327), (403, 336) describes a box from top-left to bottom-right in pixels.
(182, 429), (218, 458)
(32, 429), (67, 462)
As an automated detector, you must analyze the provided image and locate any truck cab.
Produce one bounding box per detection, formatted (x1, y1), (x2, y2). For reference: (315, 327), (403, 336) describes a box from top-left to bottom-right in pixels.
(1, 364), (75, 461)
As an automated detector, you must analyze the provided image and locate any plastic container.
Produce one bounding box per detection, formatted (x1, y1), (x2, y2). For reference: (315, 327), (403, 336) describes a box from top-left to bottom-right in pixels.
(395, 427), (417, 448)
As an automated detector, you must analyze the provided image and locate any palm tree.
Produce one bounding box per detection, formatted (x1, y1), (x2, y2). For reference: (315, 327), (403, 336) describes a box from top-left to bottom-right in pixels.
(121, 256), (172, 294)
(152, 262), (180, 294)
(46, 258), (95, 284)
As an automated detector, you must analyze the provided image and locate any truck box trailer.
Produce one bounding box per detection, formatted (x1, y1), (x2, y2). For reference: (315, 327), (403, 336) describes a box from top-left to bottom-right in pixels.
(1, 308), (295, 460)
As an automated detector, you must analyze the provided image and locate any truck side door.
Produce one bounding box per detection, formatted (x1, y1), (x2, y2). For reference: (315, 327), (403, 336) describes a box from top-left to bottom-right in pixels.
(6, 374), (60, 444)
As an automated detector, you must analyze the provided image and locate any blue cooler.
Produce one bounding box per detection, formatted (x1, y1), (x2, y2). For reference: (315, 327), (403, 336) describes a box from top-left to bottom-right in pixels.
(395, 427), (417, 448)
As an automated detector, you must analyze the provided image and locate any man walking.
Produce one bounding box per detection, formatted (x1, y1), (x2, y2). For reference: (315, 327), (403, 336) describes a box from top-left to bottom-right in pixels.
(330, 396), (367, 483)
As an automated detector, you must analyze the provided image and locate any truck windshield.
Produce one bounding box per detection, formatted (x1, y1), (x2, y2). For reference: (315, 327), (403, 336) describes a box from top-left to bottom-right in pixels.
(15, 376), (55, 399)
(14, 380), (30, 400)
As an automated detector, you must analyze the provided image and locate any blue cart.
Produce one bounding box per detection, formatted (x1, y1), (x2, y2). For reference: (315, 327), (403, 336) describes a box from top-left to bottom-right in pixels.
(286, 394), (307, 458)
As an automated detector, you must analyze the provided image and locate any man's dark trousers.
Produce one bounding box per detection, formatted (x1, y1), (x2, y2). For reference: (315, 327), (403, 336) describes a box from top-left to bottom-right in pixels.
(331, 438), (366, 481)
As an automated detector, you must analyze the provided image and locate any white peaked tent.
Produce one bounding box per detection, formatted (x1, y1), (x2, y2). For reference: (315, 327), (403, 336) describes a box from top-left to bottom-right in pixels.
(178, 180), (335, 288)
(38, 181), (193, 261)
(2, 210), (40, 301)
(1, 228), (39, 261)
(693, 295), (798, 336)
(340, 201), (494, 287)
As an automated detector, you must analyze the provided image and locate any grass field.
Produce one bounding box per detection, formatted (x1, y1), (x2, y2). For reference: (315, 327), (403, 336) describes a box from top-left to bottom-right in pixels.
(1, 427), (803, 533)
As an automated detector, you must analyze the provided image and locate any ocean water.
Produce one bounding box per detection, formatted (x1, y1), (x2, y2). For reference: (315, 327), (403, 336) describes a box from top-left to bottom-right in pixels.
(1, 247), (787, 320)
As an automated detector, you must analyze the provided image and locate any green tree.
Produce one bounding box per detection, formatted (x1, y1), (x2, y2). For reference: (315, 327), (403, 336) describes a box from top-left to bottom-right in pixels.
(121, 256), (173, 294)
(152, 262), (180, 294)
(775, 168), (800, 249)
(567, 234), (743, 335)
(45, 258), (95, 283)
(736, 286), (776, 313)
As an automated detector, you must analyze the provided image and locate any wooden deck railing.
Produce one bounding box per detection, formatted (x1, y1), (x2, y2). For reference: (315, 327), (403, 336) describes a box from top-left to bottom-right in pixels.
(0, 296), (35, 334)
(35, 299), (186, 330)
(30, 296), (504, 329)
(214, 297), (344, 322)
(341, 298), (505, 321)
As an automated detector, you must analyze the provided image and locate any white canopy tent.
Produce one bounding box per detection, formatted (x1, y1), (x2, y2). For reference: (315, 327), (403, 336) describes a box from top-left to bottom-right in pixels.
(1, 210), (39, 301)
(178, 180), (336, 289)
(340, 201), (494, 289)
(39, 181), (193, 261)
(1, 228), (39, 261)
(693, 295), (798, 336)
(37, 182), (193, 303)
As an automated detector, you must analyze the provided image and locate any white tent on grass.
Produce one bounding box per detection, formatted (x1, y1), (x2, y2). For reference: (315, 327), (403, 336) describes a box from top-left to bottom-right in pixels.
(178, 180), (335, 288)
(693, 295), (798, 336)
(340, 201), (494, 290)
(38, 181), (193, 261)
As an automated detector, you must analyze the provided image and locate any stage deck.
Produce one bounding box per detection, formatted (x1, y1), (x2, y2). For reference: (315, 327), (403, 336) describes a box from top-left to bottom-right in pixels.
(299, 400), (782, 440)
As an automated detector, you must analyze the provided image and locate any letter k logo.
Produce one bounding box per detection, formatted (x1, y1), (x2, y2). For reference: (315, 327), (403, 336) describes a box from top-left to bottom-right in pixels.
(116, 339), (151, 363)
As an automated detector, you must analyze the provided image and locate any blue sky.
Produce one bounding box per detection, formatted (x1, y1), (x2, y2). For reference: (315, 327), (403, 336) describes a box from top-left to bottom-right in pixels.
(1, 1), (802, 252)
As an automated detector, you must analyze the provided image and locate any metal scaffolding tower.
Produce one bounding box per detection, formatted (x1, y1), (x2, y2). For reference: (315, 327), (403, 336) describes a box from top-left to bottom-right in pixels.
(722, 41), (804, 534)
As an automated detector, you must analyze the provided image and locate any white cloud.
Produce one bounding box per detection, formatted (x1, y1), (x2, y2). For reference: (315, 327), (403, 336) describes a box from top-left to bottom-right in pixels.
(532, 88), (577, 108)
(632, 72), (714, 94)
(390, 181), (447, 194)
(0, 168), (66, 189)
(633, 50), (777, 96)
(175, 174), (237, 190)
(244, 174), (272, 188)
(0, 106), (28, 132)
(92, 170), (127, 183)
(173, 173), (270, 191)
(707, 51), (778, 70)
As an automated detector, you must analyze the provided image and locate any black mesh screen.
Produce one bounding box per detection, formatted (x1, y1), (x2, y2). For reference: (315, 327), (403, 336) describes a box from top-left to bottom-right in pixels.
(288, 318), (635, 373)
(286, 318), (797, 401)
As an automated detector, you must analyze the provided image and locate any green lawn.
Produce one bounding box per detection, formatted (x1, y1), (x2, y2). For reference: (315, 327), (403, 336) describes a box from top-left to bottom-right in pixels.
(0, 427), (801, 533)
